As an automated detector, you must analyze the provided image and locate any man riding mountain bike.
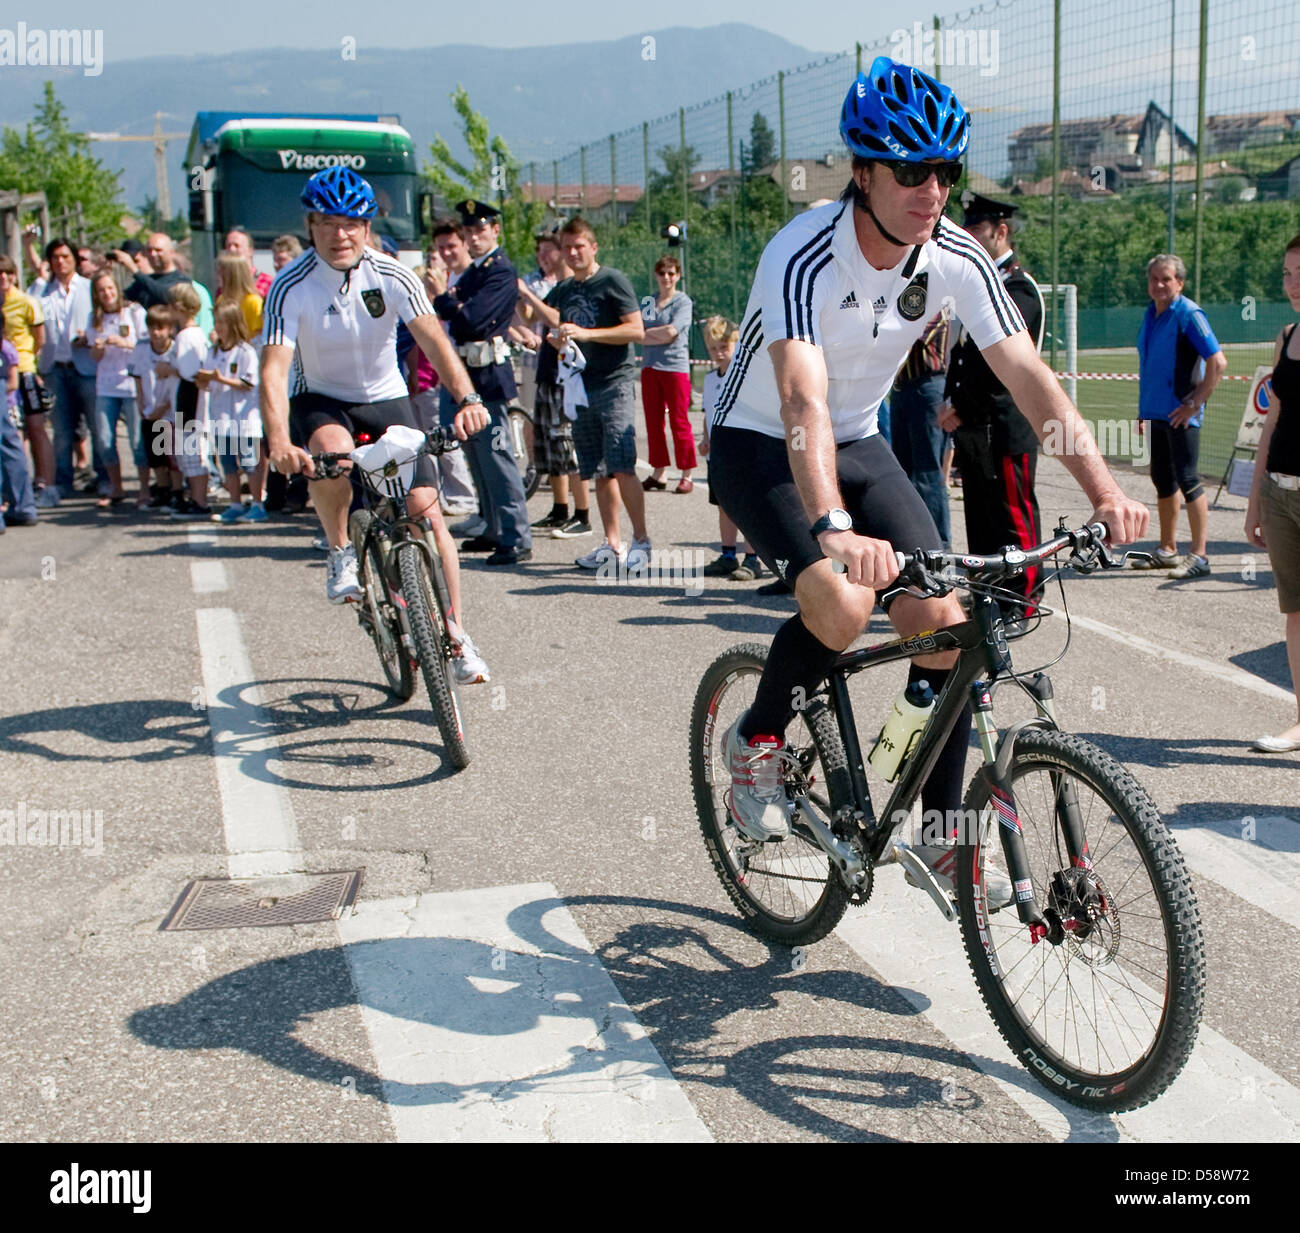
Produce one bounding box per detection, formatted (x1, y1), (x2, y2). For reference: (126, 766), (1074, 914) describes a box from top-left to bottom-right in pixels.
(708, 58), (1148, 902)
(260, 166), (494, 684)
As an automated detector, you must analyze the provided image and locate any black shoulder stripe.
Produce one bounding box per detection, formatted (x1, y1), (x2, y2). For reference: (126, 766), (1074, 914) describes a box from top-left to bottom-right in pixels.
(800, 251), (835, 345)
(935, 224), (1023, 331)
(714, 310), (762, 417)
(263, 254), (316, 318)
(781, 218), (838, 339)
(934, 234), (1019, 338)
(787, 232), (834, 339)
(713, 330), (763, 426)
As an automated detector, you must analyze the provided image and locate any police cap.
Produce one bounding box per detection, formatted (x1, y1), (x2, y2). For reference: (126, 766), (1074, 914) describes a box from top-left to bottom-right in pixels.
(455, 199), (502, 227)
(959, 190), (1020, 228)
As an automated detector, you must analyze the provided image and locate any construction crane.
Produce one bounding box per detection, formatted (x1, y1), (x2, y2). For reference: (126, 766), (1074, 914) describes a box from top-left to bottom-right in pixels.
(87, 111), (187, 219)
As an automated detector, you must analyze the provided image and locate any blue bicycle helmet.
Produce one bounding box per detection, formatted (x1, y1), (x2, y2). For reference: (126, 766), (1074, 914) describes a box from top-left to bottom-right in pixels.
(299, 166), (378, 218)
(840, 56), (969, 161)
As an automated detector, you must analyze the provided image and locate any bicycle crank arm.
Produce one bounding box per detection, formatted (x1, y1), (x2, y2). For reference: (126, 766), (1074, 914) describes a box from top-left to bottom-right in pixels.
(790, 792), (867, 883)
(891, 841), (957, 922)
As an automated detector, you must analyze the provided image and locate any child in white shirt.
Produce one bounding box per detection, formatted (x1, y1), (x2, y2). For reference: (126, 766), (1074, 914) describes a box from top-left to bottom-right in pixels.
(130, 304), (182, 509)
(201, 303), (264, 523)
(156, 283), (210, 519)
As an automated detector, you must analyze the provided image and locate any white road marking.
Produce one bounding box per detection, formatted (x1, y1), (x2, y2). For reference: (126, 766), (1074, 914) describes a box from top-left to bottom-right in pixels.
(187, 527), (227, 594)
(1057, 610), (1295, 706)
(194, 607), (299, 877)
(1172, 815), (1300, 933)
(337, 882), (713, 1143)
(836, 868), (1300, 1142)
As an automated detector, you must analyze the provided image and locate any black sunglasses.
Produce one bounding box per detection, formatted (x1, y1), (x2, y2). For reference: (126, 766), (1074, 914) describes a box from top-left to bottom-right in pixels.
(876, 160), (963, 189)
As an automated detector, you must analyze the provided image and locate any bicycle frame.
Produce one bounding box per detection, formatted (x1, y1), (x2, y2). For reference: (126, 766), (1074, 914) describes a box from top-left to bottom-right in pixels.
(814, 590), (1086, 932)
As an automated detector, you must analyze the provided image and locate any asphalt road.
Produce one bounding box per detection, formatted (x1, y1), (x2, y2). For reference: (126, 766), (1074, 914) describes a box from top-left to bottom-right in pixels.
(1, 441), (1297, 1144)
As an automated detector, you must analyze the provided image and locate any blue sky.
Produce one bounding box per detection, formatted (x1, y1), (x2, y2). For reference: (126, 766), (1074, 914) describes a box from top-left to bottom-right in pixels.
(7, 1), (936, 57)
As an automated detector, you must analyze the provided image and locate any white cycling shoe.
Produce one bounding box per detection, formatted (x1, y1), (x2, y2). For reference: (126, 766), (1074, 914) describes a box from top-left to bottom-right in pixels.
(722, 716), (793, 841)
(907, 840), (1014, 911)
(451, 633), (490, 685)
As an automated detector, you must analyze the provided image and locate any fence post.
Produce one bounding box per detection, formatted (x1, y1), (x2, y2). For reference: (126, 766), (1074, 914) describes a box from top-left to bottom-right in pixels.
(1193, 0), (1208, 302)
(779, 70), (789, 223)
(553, 160), (559, 220)
(580, 145), (587, 215)
(1049, 0), (1061, 376)
(643, 122), (651, 236)
(1167, 0), (1176, 253)
(74, 202), (85, 247)
(727, 90), (738, 320)
(933, 14), (942, 82)
(856, 41), (862, 75)
(610, 134), (617, 231)
(680, 107), (689, 293)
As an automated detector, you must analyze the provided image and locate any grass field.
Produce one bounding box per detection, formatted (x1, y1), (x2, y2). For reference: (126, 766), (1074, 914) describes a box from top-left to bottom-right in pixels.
(1062, 345), (1274, 475)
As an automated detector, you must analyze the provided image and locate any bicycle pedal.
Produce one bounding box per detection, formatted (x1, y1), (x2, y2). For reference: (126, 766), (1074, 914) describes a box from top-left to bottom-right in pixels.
(893, 842), (957, 922)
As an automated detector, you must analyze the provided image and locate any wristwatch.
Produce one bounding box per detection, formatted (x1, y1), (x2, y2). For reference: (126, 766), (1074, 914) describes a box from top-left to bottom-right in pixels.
(810, 508), (853, 538)
(457, 393), (484, 410)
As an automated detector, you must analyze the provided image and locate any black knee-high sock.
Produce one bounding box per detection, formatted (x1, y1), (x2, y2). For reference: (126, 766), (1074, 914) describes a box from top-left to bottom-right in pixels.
(742, 615), (841, 740)
(912, 663), (974, 830)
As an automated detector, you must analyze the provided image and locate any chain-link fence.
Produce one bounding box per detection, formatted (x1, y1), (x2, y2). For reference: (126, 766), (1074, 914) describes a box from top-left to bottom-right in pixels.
(528, 0), (1300, 477)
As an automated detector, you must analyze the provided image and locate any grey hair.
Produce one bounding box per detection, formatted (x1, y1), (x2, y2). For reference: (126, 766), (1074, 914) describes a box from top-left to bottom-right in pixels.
(1147, 253), (1186, 280)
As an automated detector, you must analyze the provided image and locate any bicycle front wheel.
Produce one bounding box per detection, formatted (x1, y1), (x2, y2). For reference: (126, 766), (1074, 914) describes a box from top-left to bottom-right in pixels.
(352, 512), (414, 700)
(690, 643), (853, 945)
(956, 729), (1204, 1111)
(395, 541), (470, 770)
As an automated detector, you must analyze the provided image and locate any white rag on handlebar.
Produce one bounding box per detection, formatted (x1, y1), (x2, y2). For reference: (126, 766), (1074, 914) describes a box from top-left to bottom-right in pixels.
(350, 424), (426, 500)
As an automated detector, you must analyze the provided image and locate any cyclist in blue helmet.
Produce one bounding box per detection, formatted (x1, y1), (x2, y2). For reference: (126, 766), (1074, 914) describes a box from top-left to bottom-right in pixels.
(708, 57), (1147, 904)
(259, 165), (495, 682)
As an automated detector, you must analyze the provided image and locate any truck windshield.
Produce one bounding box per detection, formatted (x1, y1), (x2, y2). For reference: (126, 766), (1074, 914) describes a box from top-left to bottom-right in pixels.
(219, 159), (417, 243)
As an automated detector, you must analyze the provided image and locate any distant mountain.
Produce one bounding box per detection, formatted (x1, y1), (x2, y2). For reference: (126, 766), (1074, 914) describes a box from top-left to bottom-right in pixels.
(2, 24), (827, 221)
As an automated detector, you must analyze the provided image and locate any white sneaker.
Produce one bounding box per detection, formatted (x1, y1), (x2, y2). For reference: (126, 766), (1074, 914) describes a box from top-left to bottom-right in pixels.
(625, 537), (652, 574)
(451, 632), (490, 684)
(325, 544), (363, 604)
(722, 717), (792, 841)
(575, 540), (625, 570)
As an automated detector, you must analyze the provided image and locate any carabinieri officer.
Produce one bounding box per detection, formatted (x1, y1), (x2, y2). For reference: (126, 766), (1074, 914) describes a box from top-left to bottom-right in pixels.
(939, 191), (1046, 612)
(430, 199), (531, 565)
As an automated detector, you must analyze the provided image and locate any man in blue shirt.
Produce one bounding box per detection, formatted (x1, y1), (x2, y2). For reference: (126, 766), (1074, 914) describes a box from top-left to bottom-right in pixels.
(1134, 254), (1227, 578)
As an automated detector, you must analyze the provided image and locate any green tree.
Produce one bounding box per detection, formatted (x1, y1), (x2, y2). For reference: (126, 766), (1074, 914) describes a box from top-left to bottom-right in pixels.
(424, 85), (544, 267)
(137, 196), (189, 242)
(0, 82), (124, 243)
(747, 112), (777, 173)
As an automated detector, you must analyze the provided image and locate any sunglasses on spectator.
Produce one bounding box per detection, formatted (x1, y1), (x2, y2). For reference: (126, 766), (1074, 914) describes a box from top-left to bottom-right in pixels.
(875, 160), (964, 188)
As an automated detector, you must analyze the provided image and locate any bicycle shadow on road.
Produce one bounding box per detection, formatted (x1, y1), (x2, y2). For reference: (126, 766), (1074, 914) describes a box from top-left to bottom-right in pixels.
(0, 676), (461, 788)
(127, 892), (1114, 1142)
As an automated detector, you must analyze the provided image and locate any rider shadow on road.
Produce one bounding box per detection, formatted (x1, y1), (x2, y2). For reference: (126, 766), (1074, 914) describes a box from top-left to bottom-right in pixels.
(0, 676), (460, 787)
(128, 891), (1116, 1141)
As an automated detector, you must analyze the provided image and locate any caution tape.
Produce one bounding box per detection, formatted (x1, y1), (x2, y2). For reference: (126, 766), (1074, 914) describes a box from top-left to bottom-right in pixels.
(1053, 371), (1255, 381)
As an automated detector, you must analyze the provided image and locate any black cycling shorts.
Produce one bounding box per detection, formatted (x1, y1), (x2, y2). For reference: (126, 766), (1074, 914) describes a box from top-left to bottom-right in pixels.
(709, 425), (942, 602)
(290, 392), (436, 489)
(1146, 419), (1203, 502)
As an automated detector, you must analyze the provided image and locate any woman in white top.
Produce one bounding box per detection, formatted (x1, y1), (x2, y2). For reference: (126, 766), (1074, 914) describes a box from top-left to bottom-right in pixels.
(86, 272), (146, 507)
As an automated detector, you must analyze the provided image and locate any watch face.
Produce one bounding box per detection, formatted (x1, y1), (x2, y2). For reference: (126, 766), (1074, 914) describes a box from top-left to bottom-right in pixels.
(830, 508), (853, 531)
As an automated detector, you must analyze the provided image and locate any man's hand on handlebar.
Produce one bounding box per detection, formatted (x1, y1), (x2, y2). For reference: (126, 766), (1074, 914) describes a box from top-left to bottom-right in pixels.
(452, 404), (490, 441)
(819, 530), (901, 590)
(1088, 493), (1149, 546)
(268, 436), (316, 478)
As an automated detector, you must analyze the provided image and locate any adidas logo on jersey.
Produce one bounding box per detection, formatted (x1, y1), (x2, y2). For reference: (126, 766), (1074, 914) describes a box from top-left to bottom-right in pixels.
(325, 304), (340, 316)
(872, 295), (888, 315)
(839, 291), (859, 310)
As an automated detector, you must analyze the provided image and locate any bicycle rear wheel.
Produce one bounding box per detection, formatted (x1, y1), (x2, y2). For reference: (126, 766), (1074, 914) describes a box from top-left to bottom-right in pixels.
(956, 729), (1204, 1111)
(395, 541), (470, 769)
(690, 643), (853, 945)
(351, 512), (414, 700)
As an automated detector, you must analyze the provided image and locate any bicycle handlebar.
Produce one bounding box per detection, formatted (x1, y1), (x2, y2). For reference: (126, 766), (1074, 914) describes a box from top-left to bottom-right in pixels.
(306, 426), (461, 480)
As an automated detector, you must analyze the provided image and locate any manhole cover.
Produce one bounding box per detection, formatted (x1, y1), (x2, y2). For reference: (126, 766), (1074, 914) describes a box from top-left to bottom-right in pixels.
(159, 870), (363, 931)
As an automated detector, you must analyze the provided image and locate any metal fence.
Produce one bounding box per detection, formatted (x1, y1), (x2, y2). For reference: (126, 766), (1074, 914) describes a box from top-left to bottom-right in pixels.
(529, 0), (1300, 476)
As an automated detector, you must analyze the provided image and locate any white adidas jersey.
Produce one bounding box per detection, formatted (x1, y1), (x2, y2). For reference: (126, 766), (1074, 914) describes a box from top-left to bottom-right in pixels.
(713, 201), (1026, 442)
(263, 246), (434, 403)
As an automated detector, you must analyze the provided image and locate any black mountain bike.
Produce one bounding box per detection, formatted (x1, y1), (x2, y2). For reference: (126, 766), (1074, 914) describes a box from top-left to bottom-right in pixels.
(690, 521), (1204, 1111)
(310, 426), (469, 769)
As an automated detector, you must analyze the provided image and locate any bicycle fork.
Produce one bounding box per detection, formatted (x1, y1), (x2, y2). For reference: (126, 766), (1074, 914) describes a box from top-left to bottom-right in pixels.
(971, 677), (1091, 942)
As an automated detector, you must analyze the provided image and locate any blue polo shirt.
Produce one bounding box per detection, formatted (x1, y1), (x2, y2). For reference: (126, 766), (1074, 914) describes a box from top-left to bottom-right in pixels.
(1136, 294), (1221, 427)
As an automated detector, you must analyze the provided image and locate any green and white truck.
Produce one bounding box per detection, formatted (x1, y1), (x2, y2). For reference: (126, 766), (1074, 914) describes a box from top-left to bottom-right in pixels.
(185, 112), (428, 288)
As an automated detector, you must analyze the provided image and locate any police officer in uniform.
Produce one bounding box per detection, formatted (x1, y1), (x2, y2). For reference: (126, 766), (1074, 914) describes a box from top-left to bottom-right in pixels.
(939, 192), (1046, 610)
(428, 200), (532, 565)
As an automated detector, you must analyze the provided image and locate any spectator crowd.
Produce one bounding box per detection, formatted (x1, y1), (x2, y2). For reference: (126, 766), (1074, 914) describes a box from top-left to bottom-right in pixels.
(1, 207), (1296, 756)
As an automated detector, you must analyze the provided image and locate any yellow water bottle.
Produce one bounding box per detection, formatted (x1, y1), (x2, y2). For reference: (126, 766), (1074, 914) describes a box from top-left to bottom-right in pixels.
(867, 679), (936, 782)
